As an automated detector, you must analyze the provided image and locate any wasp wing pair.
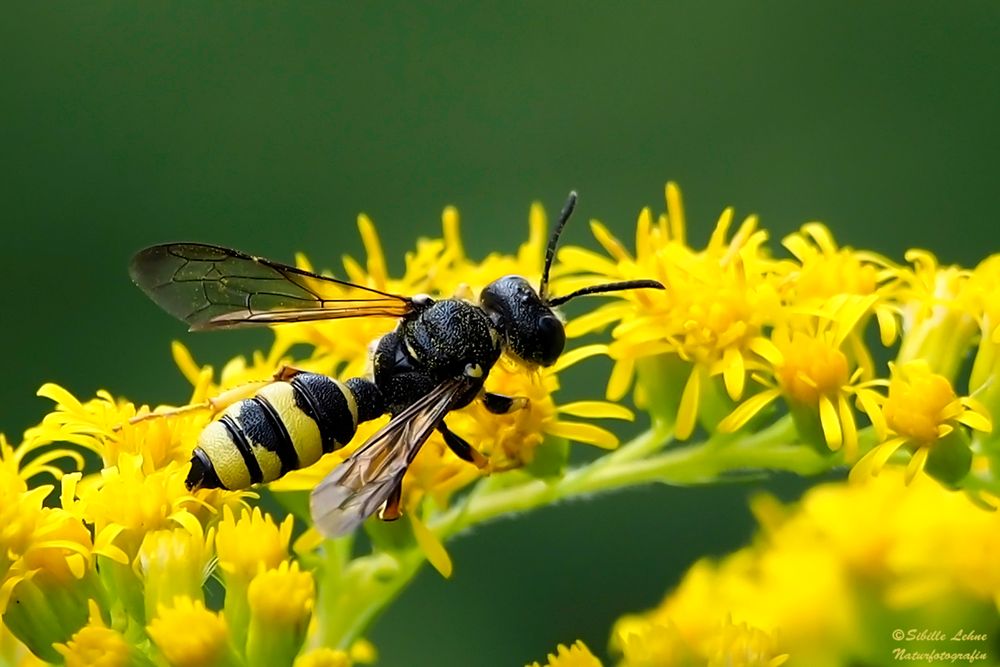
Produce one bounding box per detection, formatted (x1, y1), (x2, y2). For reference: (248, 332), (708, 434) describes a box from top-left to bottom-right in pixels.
(130, 243), (471, 537)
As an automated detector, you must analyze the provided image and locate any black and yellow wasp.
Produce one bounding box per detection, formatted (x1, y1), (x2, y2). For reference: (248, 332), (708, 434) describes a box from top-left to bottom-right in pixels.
(129, 192), (663, 537)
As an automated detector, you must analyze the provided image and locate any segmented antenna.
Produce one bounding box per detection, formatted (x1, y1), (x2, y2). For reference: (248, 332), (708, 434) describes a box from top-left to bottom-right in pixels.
(539, 190), (577, 301)
(547, 279), (665, 307)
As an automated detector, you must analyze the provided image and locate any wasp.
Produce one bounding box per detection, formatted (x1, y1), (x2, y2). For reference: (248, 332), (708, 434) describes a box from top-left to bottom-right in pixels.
(129, 192), (663, 537)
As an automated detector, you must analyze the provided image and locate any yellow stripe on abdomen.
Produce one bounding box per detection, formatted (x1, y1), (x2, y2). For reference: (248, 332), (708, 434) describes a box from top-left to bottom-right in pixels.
(258, 382), (324, 469)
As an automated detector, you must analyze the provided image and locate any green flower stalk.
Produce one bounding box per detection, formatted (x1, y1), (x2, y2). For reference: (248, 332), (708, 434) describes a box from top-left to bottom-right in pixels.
(1, 183), (998, 665)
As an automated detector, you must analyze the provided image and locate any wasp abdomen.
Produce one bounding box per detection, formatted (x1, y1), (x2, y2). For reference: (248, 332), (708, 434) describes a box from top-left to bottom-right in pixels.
(187, 374), (385, 491)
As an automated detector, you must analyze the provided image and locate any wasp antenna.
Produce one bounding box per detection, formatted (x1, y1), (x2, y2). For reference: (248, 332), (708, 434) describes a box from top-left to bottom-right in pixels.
(540, 190), (578, 301)
(547, 279), (665, 307)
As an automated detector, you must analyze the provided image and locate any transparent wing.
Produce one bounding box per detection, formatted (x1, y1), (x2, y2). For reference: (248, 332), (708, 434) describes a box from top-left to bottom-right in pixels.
(310, 377), (470, 538)
(129, 243), (413, 330)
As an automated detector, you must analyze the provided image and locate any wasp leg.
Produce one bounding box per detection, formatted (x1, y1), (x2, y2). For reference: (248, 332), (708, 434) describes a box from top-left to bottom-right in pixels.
(271, 364), (310, 381)
(378, 483), (403, 521)
(124, 380), (271, 427)
(482, 392), (529, 415)
(126, 365), (311, 429)
(438, 422), (489, 469)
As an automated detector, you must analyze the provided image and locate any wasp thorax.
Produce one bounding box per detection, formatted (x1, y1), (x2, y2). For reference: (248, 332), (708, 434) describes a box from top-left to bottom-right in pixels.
(480, 275), (566, 367)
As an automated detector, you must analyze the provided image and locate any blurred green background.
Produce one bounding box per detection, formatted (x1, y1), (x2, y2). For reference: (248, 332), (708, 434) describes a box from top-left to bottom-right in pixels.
(3, 3), (999, 665)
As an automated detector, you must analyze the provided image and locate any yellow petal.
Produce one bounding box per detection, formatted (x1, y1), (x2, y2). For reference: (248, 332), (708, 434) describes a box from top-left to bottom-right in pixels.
(410, 512), (452, 579)
(357, 213), (387, 287)
(606, 357), (635, 402)
(849, 439), (904, 482)
(718, 389), (781, 433)
(675, 368), (700, 440)
(36, 383), (85, 414)
(441, 205), (464, 262)
(748, 337), (784, 367)
(552, 344), (608, 374)
(875, 306), (899, 347)
(564, 304), (632, 338)
(171, 341), (203, 387)
(665, 182), (686, 244)
(589, 220), (631, 263)
(556, 247), (621, 277)
(557, 401), (633, 421)
(904, 446), (929, 484)
(838, 394), (859, 462)
(956, 410), (992, 433)
(855, 389), (887, 440)
(545, 421), (618, 449)
(722, 347), (746, 400)
(818, 395), (842, 451)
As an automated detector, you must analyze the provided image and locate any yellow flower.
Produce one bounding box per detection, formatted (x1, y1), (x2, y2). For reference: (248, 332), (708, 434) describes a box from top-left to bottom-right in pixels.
(214, 505), (295, 652)
(559, 182), (782, 439)
(851, 360), (992, 484)
(136, 522), (215, 623)
(892, 250), (979, 381)
(779, 222), (897, 346)
(53, 599), (136, 667)
(61, 452), (198, 560)
(294, 648), (352, 667)
(29, 382), (191, 471)
(527, 639), (602, 667)
(147, 596), (238, 667)
(215, 505), (294, 581)
(246, 561), (315, 665)
(612, 615), (698, 666)
(705, 617), (788, 667)
(719, 297), (884, 461)
(968, 255), (1000, 452)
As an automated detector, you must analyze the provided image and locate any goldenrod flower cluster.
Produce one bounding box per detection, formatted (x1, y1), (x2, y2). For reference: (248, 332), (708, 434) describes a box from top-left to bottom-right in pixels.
(3, 183), (999, 665)
(608, 470), (998, 667)
(0, 201), (627, 664)
(561, 183), (997, 495)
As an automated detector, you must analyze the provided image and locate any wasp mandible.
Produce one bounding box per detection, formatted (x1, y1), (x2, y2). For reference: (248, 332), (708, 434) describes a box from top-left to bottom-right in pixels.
(129, 192), (664, 537)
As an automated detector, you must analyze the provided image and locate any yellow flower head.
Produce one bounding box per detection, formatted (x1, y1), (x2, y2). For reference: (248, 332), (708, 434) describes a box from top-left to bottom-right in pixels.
(215, 505), (294, 581)
(62, 452), (196, 560)
(29, 383), (192, 471)
(448, 346), (628, 469)
(147, 596), (235, 667)
(527, 639), (602, 667)
(246, 561), (315, 663)
(53, 599), (132, 667)
(247, 560), (314, 627)
(558, 183), (781, 439)
(892, 250), (979, 381)
(852, 360), (992, 484)
(612, 615), (697, 666)
(136, 521), (215, 623)
(0, 436), (51, 577)
(719, 297), (884, 460)
(705, 617), (788, 667)
(294, 648), (352, 667)
(780, 223), (897, 345)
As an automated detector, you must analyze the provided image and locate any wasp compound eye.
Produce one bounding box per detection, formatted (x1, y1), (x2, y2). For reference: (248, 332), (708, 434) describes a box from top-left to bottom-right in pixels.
(537, 314), (565, 367)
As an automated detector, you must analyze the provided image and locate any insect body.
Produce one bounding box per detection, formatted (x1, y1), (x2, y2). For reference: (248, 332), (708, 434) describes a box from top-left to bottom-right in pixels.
(188, 373), (384, 492)
(129, 192), (663, 537)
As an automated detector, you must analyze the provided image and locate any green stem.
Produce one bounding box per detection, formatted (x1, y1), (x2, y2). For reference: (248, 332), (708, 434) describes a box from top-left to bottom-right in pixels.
(320, 422), (840, 648)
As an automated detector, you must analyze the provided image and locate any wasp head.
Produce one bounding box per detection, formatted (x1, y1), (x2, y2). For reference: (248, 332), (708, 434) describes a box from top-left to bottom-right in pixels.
(480, 275), (565, 367)
(480, 191), (665, 368)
